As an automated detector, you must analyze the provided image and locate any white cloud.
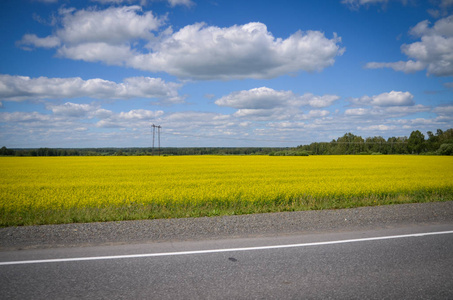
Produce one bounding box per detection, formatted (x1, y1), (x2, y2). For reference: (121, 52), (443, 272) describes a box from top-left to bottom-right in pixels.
(433, 105), (453, 115)
(371, 91), (414, 106)
(0, 105), (165, 148)
(95, 108), (163, 128)
(304, 94), (340, 108)
(19, 8), (344, 80)
(215, 87), (297, 109)
(350, 91), (414, 106)
(130, 22), (344, 79)
(58, 6), (164, 45)
(118, 109), (164, 120)
(18, 6), (165, 63)
(44, 104), (165, 128)
(364, 60), (426, 73)
(383, 104), (430, 115)
(233, 108), (290, 121)
(97, 109), (164, 127)
(306, 109), (330, 118)
(365, 15), (453, 77)
(1, 101), (450, 148)
(0, 111), (51, 123)
(345, 104), (429, 119)
(215, 87), (339, 109)
(165, 111), (224, 123)
(17, 34), (61, 49)
(57, 43), (136, 65)
(0, 74), (184, 103)
(345, 108), (370, 116)
(47, 102), (99, 118)
(213, 87), (339, 122)
(357, 124), (396, 131)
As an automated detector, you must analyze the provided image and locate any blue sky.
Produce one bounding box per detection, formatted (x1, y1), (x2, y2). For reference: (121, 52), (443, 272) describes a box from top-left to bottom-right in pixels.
(0, 0), (452, 148)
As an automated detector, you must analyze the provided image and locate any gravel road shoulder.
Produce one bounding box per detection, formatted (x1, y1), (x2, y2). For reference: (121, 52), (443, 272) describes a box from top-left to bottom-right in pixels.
(1, 202), (452, 251)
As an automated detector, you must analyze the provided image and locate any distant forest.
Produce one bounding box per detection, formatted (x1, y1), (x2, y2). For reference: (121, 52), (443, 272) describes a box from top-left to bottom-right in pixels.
(1, 128), (452, 156)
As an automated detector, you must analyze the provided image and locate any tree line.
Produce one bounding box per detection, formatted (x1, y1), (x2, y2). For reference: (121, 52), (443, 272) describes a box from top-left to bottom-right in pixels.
(1, 128), (452, 156)
(0, 146), (280, 157)
(297, 128), (453, 155)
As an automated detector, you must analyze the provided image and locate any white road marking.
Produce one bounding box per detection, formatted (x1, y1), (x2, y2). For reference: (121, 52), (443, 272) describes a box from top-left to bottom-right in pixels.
(1, 230), (452, 266)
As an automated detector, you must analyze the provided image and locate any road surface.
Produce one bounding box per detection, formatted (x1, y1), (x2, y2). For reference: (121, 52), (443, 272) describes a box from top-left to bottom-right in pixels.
(1, 202), (452, 299)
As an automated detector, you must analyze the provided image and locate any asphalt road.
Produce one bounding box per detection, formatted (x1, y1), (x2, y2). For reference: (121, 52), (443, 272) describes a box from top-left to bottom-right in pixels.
(1, 202), (452, 299)
(1, 224), (452, 299)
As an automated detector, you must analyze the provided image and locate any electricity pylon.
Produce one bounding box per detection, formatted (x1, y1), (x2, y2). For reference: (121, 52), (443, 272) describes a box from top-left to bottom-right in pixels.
(152, 124), (161, 156)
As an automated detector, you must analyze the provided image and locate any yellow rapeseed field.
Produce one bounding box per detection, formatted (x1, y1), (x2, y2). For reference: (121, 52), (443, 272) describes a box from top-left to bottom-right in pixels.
(1, 155), (452, 226)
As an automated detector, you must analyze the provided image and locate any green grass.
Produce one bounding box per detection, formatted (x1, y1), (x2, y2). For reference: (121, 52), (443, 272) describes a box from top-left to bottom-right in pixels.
(2, 189), (451, 227)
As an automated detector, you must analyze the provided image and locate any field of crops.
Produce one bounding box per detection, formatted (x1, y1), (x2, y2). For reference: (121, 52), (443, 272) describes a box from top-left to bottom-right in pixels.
(1, 155), (452, 226)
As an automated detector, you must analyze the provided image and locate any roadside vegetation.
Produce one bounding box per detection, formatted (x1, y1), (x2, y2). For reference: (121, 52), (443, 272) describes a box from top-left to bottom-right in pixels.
(1, 155), (452, 227)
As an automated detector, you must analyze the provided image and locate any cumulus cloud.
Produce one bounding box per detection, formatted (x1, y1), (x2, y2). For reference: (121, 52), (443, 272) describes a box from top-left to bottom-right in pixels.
(304, 94), (340, 108)
(365, 15), (453, 77)
(214, 87), (338, 122)
(47, 102), (100, 118)
(18, 7), (344, 80)
(233, 108), (291, 121)
(0, 104), (165, 148)
(215, 87), (339, 110)
(215, 87), (297, 109)
(305, 110), (330, 118)
(1, 102), (163, 127)
(345, 104), (429, 119)
(350, 91), (414, 107)
(0, 74), (184, 103)
(97, 109), (164, 127)
(130, 22), (344, 79)
(57, 6), (163, 44)
(345, 108), (370, 116)
(18, 6), (165, 63)
(372, 91), (414, 106)
(57, 43), (136, 65)
(1, 100), (449, 147)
